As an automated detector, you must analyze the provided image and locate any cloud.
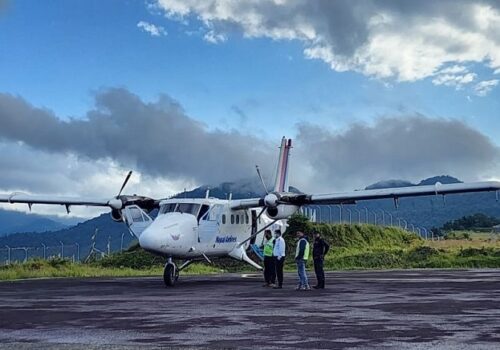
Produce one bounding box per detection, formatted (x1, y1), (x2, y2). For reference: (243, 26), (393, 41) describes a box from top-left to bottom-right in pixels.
(0, 141), (194, 217)
(137, 21), (167, 37)
(474, 79), (499, 96)
(155, 0), (500, 82)
(0, 89), (498, 205)
(292, 116), (500, 192)
(431, 65), (477, 89)
(204, 30), (227, 43)
(0, 89), (273, 187)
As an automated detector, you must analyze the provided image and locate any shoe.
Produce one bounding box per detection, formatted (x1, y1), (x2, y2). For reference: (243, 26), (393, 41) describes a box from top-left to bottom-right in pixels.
(295, 285), (303, 291)
(269, 283), (276, 288)
(262, 283), (270, 287)
(273, 285), (282, 289)
(304, 285), (311, 291)
(312, 285), (320, 289)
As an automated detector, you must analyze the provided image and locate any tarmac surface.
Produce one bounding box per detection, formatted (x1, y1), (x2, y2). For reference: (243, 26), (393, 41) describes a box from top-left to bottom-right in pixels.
(0, 269), (499, 349)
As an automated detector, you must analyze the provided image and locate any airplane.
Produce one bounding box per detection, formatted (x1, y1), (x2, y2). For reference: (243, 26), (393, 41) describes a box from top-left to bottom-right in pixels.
(1, 137), (500, 287)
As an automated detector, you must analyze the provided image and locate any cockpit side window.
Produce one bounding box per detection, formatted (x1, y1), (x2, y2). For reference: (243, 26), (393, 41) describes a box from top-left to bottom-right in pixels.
(198, 204), (210, 221)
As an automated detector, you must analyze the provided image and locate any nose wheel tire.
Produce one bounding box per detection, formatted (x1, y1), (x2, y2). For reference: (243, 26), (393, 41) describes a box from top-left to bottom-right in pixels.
(163, 263), (179, 287)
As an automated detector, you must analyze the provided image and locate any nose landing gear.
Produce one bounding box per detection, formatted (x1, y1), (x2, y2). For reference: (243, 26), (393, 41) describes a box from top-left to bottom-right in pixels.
(163, 258), (193, 287)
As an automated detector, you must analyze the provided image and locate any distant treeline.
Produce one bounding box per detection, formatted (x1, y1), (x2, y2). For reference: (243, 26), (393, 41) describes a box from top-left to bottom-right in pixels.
(442, 213), (500, 231)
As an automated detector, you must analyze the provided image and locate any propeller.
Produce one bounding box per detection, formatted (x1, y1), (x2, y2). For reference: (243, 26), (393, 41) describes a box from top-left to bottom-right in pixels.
(255, 165), (269, 195)
(108, 171), (158, 211)
(117, 171), (133, 198)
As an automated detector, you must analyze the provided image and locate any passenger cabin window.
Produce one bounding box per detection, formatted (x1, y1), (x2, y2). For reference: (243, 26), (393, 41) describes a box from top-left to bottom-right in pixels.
(245, 214), (249, 225)
(236, 214), (240, 224)
(231, 214), (235, 224)
(222, 214), (226, 224)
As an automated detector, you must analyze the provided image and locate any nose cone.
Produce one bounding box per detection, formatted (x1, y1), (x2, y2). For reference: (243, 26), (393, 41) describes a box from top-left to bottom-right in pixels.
(139, 223), (163, 253)
(139, 213), (198, 254)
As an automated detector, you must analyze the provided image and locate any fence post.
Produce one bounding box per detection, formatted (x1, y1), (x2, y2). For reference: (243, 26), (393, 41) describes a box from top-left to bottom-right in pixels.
(60, 241), (64, 258)
(42, 243), (46, 260)
(5, 245), (11, 265)
(75, 243), (80, 262)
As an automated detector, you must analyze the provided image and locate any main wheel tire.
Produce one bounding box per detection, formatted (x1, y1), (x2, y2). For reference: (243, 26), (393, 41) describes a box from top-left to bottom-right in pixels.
(163, 264), (176, 287)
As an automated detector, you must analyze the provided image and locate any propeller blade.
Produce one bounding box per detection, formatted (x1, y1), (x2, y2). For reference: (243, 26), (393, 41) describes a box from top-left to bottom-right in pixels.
(117, 171), (133, 198)
(238, 219), (278, 248)
(255, 165), (269, 195)
(256, 206), (267, 221)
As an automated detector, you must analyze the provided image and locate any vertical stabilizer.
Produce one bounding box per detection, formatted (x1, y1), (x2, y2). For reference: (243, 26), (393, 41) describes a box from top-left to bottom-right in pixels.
(273, 137), (292, 193)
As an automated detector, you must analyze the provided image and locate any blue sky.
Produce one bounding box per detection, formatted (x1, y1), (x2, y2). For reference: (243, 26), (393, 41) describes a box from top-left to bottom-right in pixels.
(1, 0), (499, 142)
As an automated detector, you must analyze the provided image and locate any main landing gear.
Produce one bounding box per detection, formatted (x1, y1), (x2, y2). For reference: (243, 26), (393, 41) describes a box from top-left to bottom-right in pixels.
(163, 258), (193, 287)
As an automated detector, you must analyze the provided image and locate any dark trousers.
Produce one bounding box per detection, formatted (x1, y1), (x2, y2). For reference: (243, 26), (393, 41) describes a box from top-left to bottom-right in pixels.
(314, 258), (325, 288)
(275, 257), (285, 287)
(263, 256), (276, 284)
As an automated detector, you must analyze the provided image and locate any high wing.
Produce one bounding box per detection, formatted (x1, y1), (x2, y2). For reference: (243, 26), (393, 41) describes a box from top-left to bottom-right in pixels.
(230, 181), (500, 210)
(0, 193), (124, 213)
(307, 181), (500, 205)
(0, 193), (159, 212)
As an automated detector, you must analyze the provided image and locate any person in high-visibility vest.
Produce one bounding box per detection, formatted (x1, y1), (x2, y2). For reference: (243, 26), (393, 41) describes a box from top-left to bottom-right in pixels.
(295, 231), (311, 291)
(262, 230), (276, 287)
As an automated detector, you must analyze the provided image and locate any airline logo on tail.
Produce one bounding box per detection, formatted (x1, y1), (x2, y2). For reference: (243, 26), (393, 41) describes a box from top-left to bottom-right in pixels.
(273, 137), (292, 193)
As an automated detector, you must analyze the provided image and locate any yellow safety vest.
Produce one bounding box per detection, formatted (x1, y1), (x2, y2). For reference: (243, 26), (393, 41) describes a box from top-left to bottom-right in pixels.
(263, 238), (275, 257)
(295, 238), (310, 261)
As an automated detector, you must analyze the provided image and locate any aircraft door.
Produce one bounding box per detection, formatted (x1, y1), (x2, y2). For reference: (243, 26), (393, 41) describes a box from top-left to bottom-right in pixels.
(122, 205), (153, 238)
(198, 204), (222, 244)
(250, 210), (258, 245)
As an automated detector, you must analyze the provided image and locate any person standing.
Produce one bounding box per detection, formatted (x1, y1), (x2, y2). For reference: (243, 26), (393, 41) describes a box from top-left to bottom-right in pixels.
(295, 231), (311, 291)
(272, 229), (286, 289)
(312, 231), (330, 289)
(262, 230), (276, 287)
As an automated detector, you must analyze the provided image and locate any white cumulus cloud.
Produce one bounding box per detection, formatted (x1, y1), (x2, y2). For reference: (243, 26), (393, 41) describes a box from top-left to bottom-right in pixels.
(432, 65), (477, 89)
(154, 0), (500, 84)
(474, 79), (499, 96)
(137, 20), (167, 37)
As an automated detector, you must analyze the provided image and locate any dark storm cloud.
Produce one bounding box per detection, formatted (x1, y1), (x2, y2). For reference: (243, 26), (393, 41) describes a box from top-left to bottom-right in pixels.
(0, 89), (273, 185)
(1, 90), (498, 192)
(293, 116), (500, 191)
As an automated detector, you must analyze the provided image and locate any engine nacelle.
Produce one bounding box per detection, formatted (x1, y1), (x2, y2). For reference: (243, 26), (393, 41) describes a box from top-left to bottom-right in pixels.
(266, 204), (299, 220)
(110, 209), (123, 222)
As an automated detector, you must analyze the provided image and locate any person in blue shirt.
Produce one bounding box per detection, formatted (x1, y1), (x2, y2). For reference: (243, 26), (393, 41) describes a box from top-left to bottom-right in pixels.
(272, 229), (286, 289)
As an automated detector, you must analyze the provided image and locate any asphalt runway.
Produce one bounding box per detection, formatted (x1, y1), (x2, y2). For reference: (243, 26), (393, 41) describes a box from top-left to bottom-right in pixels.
(0, 269), (499, 349)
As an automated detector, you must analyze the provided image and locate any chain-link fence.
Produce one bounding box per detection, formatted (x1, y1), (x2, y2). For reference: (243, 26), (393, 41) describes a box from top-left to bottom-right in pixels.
(0, 243), (83, 266)
(300, 205), (433, 240)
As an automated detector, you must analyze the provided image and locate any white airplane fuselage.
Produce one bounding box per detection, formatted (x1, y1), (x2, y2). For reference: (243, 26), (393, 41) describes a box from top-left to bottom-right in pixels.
(126, 197), (288, 261)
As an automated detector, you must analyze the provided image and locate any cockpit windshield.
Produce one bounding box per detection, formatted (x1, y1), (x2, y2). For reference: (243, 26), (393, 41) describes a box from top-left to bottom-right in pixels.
(159, 203), (177, 214)
(159, 203), (201, 216)
(176, 203), (201, 215)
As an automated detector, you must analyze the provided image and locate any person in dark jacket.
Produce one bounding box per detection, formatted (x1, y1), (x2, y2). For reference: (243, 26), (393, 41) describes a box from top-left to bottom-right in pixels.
(312, 232), (330, 289)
